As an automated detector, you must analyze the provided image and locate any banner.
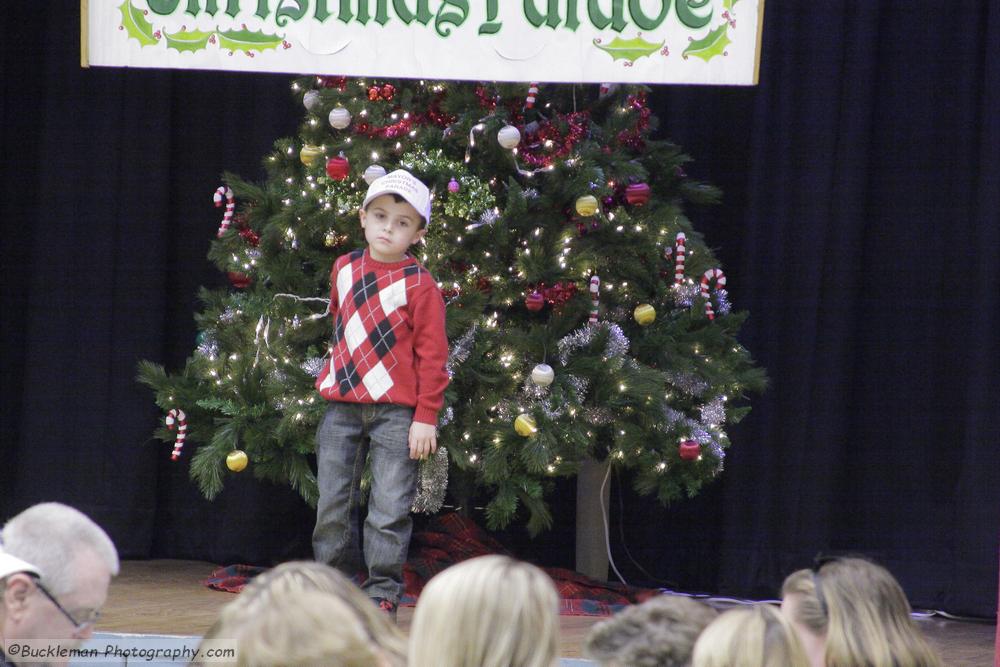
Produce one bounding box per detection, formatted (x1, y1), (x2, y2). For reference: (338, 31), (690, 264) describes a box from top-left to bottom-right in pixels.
(83, 0), (764, 85)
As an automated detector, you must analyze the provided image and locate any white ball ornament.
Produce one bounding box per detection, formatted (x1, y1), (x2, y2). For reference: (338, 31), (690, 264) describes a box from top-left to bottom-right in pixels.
(531, 363), (555, 387)
(303, 90), (321, 112)
(363, 164), (387, 184)
(328, 106), (352, 130)
(497, 125), (521, 150)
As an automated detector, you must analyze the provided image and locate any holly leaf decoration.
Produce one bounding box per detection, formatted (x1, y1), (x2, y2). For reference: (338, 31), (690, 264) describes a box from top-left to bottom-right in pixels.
(163, 28), (214, 53)
(118, 0), (158, 47)
(593, 35), (665, 63)
(682, 25), (731, 62)
(217, 28), (284, 53)
(723, 0), (739, 9)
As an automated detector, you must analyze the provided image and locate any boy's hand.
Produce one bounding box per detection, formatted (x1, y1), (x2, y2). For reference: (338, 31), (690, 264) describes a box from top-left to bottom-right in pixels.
(409, 421), (437, 460)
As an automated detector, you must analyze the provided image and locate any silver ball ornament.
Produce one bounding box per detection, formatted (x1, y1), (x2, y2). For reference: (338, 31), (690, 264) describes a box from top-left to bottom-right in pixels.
(328, 106), (352, 130)
(303, 90), (321, 112)
(497, 125), (521, 150)
(364, 164), (387, 184)
(530, 363), (555, 387)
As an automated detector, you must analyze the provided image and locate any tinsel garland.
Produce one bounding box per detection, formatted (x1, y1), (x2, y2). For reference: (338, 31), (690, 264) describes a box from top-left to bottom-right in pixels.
(557, 322), (630, 369)
(518, 112), (591, 168)
(446, 324), (478, 378)
(411, 446), (449, 514)
(301, 357), (326, 377)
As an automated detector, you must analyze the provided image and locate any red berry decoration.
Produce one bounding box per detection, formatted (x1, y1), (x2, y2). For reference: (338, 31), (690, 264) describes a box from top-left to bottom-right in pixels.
(525, 291), (545, 312)
(227, 272), (252, 289)
(678, 440), (701, 461)
(368, 86), (381, 101)
(625, 182), (651, 206)
(326, 156), (350, 181)
(381, 84), (395, 100)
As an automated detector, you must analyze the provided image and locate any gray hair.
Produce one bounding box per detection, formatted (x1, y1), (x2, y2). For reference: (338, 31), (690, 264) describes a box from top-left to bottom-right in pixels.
(1, 502), (119, 596)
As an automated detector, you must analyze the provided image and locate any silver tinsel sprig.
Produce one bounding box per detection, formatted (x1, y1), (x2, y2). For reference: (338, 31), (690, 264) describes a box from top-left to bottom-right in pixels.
(301, 357), (327, 377)
(196, 333), (219, 360)
(439, 406), (454, 427)
(664, 371), (710, 397)
(524, 188), (539, 200)
(522, 378), (549, 401)
(715, 289), (731, 316)
(608, 306), (630, 322)
(447, 325), (478, 376)
(557, 322), (630, 368)
(662, 405), (685, 426)
(700, 396), (727, 426)
(411, 446), (448, 514)
(219, 307), (240, 324)
(565, 374), (590, 402)
(671, 282), (701, 308)
(584, 407), (615, 425)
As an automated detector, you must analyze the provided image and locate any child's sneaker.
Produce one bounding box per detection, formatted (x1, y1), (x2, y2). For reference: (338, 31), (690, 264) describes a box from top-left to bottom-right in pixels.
(373, 597), (397, 622)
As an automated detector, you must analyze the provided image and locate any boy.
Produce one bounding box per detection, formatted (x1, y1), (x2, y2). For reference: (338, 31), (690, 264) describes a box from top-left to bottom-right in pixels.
(313, 169), (449, 620)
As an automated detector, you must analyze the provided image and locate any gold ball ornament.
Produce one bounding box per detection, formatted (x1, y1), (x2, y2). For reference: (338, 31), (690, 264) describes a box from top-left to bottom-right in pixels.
(575, 195), (599, 217)
(299, 144), (324, 167)
(514, 414), (537, 437)
(634, 304), (656, 326)
(530, 363), (555, 387)
(226, 449), (248, 472)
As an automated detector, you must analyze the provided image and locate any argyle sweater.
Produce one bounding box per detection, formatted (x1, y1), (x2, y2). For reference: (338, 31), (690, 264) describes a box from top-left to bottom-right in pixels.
(316, 249), (449, 425)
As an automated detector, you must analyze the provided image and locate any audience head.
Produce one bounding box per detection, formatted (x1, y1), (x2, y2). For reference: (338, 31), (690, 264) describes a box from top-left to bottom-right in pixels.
(781, 556), (942, 667)
(691, 603), (810, 667)
(199, 561), (406, 667)
(408, 554), (560, 667)
(0, 502), (119, 664)
(584, 594), (718, 667)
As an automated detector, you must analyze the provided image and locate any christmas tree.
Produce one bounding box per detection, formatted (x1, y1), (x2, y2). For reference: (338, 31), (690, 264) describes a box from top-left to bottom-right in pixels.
(139, 78), (766, 534)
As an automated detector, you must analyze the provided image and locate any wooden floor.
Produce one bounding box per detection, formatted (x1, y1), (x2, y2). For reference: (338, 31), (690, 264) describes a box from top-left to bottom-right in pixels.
(100, 560), (997, 664)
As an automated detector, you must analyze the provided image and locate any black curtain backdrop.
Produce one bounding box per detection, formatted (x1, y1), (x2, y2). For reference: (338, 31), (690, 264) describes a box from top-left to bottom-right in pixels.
(2, 3), (996, 617)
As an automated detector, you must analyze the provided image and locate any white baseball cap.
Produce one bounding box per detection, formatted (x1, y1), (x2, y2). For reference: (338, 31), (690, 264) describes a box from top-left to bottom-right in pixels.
(0, 550), (41, 579)
(361, 169), (432, 227)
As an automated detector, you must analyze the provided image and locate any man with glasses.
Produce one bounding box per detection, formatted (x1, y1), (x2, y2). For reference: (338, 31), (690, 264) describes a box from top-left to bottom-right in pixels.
(0, 503), (119, 667)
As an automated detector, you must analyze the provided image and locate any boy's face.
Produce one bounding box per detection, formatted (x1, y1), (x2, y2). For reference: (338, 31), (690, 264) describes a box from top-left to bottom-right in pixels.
(359, 194), (426, 263)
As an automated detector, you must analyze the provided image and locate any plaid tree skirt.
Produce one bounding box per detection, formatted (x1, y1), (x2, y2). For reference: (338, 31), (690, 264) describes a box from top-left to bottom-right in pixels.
(204, 512), (658, 616)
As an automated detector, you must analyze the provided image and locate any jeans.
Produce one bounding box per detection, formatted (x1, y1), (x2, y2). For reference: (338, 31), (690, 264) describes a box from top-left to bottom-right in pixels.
(313, 401), (417, 603)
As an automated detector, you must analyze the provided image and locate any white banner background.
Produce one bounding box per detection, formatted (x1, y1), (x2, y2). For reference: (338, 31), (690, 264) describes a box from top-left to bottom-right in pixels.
(84, 0), (764, 85)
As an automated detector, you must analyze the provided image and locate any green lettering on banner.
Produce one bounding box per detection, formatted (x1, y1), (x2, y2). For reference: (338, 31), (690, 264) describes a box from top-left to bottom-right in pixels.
(588, 0), (625, 32)
(202, 0), (242, 17)
(478, 0), (502, 34)
(628, 0), (669, 30)
(564, 0), (579, 31)
(393, 0), (432, 25)
(256, 0), (271, 21)
(435, 0), (468, 36)
(675, 0), (711, 28)
(523, 0), (560, 29)
(315, 0), (333, 20)
(339, 0), (389, 25)
(275, 0), (308, 26)
(147, 0), (180, 14)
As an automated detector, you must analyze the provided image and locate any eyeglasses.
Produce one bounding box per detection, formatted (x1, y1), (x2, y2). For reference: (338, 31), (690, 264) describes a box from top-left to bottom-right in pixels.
(33, 578), (101, 633)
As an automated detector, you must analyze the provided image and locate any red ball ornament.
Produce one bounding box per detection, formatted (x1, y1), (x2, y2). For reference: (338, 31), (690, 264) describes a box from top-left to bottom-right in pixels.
(368, 86), (381, 101)
(678, 440), (701, 461)
(625, 183), (651, 206)
(326, 156), (350, 180)
(227, 272), (252, 289)
(525, 291), (545, 312)
(381, 84), (395, 100)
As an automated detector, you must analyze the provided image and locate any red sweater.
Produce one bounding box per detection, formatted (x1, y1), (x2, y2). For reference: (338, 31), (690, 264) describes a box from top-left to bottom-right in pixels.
(316, 249), (449, 425)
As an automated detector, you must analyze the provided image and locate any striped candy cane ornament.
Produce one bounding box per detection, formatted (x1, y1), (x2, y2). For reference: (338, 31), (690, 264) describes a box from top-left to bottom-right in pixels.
(165, 409), (187, 461)
(700, 269), (727, 321)
(525, 83), (539, 109)
(674, 233), (687, 285)
(588, 275), (601, 325)
(214, 186), (235, 237)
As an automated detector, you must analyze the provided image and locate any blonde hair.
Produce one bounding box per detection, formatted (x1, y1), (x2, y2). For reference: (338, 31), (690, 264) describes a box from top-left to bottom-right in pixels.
(199, 561), (406, 667)
(782, 558), (942, 667)
(584, 594), (718, 667)
(408, 555), (560, 667)
(691, 604), (810, 667)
